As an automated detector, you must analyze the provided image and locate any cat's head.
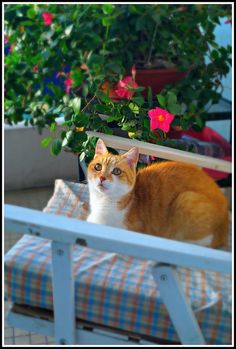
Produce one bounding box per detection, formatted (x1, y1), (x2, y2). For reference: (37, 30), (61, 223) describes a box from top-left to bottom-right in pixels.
(87, 139), (139, 198)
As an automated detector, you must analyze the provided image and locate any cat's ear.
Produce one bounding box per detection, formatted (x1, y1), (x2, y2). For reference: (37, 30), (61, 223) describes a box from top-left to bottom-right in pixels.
(95, 138), (108, 157)
(123, 147), (139, 168)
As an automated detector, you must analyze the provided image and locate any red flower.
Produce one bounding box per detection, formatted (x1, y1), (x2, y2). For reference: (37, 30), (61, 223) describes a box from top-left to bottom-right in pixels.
(178, 6), (188, 11)
(225, 19), (232, 25)
(131, 64), (136, 80)
(33, 65), (39, 72)
(115, 76), (138, 100)
(42, 12), (53, 26)
(64, 78), (74, 94)
(148, 107), (174, 132)
(101, 81), (123, 100)
(9, 42), (16, 52)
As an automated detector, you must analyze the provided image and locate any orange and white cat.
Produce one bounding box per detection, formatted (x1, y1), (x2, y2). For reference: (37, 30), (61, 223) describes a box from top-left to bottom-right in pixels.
(87, 138), (228, 248)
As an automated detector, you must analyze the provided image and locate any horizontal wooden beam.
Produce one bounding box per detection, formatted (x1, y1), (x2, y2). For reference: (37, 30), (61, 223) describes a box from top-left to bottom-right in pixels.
(4, 204), (231, 274)
(86, 131), (232, 173)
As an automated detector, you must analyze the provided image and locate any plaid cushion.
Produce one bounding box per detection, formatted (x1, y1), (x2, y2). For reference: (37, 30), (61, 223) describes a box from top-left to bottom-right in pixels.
(5, 180), (232, 344)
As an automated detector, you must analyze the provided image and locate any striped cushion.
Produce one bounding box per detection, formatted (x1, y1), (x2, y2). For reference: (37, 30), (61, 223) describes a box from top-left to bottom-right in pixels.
(4, 180), (232, 344)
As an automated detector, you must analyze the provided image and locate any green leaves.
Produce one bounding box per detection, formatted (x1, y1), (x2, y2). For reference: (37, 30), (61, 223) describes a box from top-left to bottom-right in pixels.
(96, 90), (111, 104)
(51, 138), (62, 156)
(131, 95), (144, 106)
(47, 83), (63, 98)
(26, 8), (36, 19)
(128, 86), (145, 93)
(167, 91), (177, 106)
(73, 113), (89, 127)
(129, 102), (139, 114)
(101, 4), (115, 26)
(106, 115), (121, 123)
(102, 17), (113, 27)
(65, 24), (73, 36)
(71, 71), (83, 88)
(102, 4), (114, 15)
(71, 97), (81, 115)
(147, 87), (153, 108)
(4, 3), (232, 163)
(62, 130), (73, 146)
(157, 91), (182, 115)
(157, 94), (166, 108)
(50, 122), (57, 132)
(94, 104), (109, 114)
(195, 114), (204, 129)
(121, 121), (136, 132)
(41, 137), (51, 148)
(168, 103), (182, 115)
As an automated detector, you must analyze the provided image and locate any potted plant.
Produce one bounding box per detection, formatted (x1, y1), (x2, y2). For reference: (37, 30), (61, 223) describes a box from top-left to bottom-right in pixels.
(4, 4), (232, 165)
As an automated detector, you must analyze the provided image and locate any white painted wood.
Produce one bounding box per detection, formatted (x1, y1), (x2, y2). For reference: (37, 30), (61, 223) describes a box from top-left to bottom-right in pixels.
(152, 264), (206, 345)
(7, 311), (156, 345)
(7, 311), (54, 337)
(51, 242), (76, 345)
(4, 204), (232, 274)
(86, 131), (232, 173)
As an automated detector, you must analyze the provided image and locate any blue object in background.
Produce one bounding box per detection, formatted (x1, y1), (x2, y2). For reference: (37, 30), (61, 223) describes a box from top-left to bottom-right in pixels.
(214, 17), (232, 102)
(5, 44), (11, 55)
(205, 18), (232, 141)
(205, 17), (232, 102)
(34, 65), (71, 97)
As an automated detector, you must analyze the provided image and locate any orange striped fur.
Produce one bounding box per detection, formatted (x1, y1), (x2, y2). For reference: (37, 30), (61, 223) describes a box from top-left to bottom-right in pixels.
(87, 139), (228, 248)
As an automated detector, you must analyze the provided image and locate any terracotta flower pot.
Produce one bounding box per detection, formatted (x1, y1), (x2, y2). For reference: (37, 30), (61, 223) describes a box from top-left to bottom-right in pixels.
(135, 68), (188, 96)
(100, 67), (189, 101)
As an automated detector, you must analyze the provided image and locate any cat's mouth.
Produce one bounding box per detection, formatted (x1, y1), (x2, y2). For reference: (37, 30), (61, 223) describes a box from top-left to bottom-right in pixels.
(97, 183), (107, 191)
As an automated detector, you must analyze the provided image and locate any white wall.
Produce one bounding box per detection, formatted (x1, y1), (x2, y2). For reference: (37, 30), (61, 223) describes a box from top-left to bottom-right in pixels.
(4, 125), (78, 191)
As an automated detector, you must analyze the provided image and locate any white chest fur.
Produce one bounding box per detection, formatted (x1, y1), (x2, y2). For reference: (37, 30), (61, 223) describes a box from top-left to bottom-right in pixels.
(87, 193), (128, 229)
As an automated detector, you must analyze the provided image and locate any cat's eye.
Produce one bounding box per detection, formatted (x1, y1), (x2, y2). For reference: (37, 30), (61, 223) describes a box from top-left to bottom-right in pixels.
(94, 163), (102, 171)
(112, 167), (122, 176)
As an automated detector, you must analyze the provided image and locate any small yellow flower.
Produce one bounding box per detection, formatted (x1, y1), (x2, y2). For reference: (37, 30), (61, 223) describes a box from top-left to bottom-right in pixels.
(19, 25), (25, 33)
(75, 127), (84, 132)
(128, 132), (136, 138)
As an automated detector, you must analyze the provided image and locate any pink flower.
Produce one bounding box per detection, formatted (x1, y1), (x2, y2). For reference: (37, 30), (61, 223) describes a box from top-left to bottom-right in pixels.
(9, 42), (16, 52)
(178, 6), (188, 11)
(131, 65), (136, 80)
(4, 35), (9, 44)
(147, 107), (174, 132)
(115, 76), (138, 100)
(42, 12), (53, 26)
(33, 65), (38, 72)
(64, 78), (74, 94)
(56, 71), (66, 78)
(225, 19), (232, 25)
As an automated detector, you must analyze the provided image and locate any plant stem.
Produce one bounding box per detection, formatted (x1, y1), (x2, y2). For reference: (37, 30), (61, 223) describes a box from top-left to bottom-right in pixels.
(102, 25), (110, 56)
(145, 22), (158, 66)
(76, 4), (92, 24)
(81, 94), (97, 113)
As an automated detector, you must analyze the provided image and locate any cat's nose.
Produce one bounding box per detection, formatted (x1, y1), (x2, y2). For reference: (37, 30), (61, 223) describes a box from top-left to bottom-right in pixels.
(99, 175), (106, 183)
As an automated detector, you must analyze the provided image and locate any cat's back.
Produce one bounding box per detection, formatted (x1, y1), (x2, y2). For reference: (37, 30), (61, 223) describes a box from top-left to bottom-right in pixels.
(126, 161), (228, 245)
(134, 161), (226, 206)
